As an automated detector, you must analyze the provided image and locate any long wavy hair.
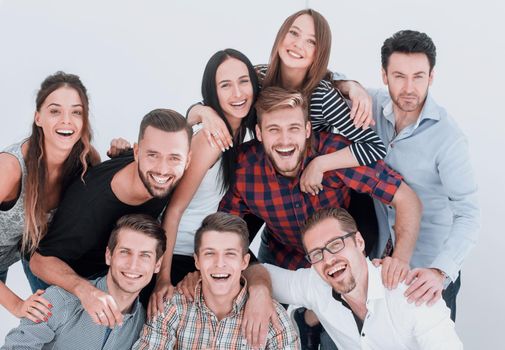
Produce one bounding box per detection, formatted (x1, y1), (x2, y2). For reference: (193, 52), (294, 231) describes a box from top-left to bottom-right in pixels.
(201, 49), (259, 193)
(23, 71), (100, 255)
(262, 9), (332, 98)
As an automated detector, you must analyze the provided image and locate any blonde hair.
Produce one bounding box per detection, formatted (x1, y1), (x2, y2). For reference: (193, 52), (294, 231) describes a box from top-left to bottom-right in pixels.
(255, 86), (308, 125)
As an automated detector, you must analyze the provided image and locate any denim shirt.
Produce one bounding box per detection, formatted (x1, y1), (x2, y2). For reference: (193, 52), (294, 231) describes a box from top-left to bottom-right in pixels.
(369, 88), (480, 281)
(2, 276), (145, 350)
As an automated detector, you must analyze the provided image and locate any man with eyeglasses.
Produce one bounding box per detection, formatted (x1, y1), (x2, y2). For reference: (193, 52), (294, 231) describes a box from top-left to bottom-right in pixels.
(264, 207), (462, 350)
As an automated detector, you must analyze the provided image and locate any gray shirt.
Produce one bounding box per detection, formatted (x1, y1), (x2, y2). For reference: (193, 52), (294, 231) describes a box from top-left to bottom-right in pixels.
(369, 89), (480, 281)
(0, 141), (27, 272)
(1, 276), (145, 350)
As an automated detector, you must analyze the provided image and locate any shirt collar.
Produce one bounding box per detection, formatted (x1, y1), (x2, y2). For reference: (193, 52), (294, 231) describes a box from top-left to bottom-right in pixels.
(94, 275), (142, 318)
(382, 91), (441, 130)
(194, 276), (248, 316)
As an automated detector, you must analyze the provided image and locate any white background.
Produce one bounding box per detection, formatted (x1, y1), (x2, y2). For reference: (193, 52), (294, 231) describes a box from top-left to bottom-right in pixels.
(1, 0), (504, 348)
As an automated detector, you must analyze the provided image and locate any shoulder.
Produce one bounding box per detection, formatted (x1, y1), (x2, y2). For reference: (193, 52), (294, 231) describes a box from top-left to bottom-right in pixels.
(236, 140), (263, 167)
(0, 152), (22, 178)
(43, 285), (80, 312)
(190, 131), (221, 162)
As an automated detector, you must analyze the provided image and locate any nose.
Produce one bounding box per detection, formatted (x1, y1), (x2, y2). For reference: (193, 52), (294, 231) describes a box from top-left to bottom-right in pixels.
(280, 129), (291, 144)
(215, 253), (226, 268)
(61, 110), (72, 123)
(322, 249), (337, 264)
(125, 254), (140, 270)
(233, 83), (241, 98)
(404, 78), (415, 93)
(155, 158), (173, 175)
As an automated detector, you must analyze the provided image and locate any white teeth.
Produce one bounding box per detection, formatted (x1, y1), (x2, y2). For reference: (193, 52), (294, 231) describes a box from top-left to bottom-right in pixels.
(275, 147), (295, 152)
(287, 50), (303, 59)
(327, 265), (346, 276)
(56, 129), (74, 135)
(211, 273), (230, 278)
(122, 272), (141, 279)
(230, 100), (246, 107)
(151, 175), (169, 184)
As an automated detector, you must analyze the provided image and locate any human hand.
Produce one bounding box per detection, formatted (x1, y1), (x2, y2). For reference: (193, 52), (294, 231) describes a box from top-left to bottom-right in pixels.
(13, 289), (52, 323)
(300, 157), (324, 196)
(198, 106), (233, 152)
(176, 271), (200, 302)
(242, 285), (282, 349)
(78, 284), (123, 328)
(372, 256), (410, 290)
(147, 278), (175, 319)
(106, 137), (132, 158)
(347, 82), (375, 129)
(404, 268), (444, 306)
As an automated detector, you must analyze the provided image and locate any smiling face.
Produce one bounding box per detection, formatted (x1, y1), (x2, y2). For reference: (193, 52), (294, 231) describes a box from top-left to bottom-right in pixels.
(134, 126), (190, 199)
(106, 228), (162, 295)
(256, 106), (311, 178)
(303, 218), (366, 295)
(35, 86), (84, 152)
(194, 230), (249, 300)
(278, 14), (316, 72)
(382, 52), (433, 115)
(216, 57), (254, 126)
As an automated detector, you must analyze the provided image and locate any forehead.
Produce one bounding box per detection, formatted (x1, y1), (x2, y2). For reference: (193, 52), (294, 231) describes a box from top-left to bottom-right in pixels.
(387, 52), (431, 74)
(303, 218), (343, 249)
(115, 228), (157, 252)
(42, 87), (82, 106)
(216, 58), (249, 81)
(291, 14), (315, 35)
(199, 230), (243, 251)
(261, 106), (305, 128)
(139, 126), (189, 154)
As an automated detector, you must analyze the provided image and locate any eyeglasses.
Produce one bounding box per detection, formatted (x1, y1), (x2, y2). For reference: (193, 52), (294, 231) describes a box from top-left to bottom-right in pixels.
(305, 232), (356, 264)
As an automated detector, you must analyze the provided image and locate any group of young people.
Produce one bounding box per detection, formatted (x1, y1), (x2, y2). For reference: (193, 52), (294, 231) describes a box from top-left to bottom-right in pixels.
(0, 8), (478, 350)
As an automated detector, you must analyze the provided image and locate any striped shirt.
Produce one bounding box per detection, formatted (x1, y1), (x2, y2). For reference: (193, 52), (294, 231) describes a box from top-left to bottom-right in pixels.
(219, 132), (402, 270)
(256, 64), (386, 165)
(133, 278), (299, 350)
(1, 276), (145, 350)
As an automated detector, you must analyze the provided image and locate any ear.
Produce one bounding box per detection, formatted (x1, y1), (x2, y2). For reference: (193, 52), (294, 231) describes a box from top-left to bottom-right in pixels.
(381, 68), (388, 85)
(133, 143), (139, 162)
(305, 121), (311, 139)
(154, 257), (163, 274)
(355, 231), (366, 253)
(34, 112), (42, 127)
(193, 253), (200, 270)
(185, 150), (192, 171)
(105, 247), (112, 267)
(255, 124), (262, 142)
(241, 253), (250, 271)
(428, 69), (435, 86)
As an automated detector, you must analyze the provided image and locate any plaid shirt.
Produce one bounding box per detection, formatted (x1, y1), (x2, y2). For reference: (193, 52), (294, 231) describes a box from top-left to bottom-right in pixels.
(219, 132), (402, 270)
(133, 278), (299, 350)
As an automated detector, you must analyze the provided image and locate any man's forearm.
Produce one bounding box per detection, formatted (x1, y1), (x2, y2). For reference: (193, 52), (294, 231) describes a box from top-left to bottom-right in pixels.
(30, 253), (91, 297)
(391, 182), (422, 262)
(332, 79), (361, 99)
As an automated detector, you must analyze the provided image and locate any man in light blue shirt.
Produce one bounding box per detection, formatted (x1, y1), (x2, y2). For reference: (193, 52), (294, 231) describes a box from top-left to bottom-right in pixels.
(2, 214), (166, 349)
(368, 30), (480, 320)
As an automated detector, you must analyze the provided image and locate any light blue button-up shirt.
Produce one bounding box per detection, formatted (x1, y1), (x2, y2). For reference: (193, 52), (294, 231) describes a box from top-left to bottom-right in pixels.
(369, 88), (480, 282)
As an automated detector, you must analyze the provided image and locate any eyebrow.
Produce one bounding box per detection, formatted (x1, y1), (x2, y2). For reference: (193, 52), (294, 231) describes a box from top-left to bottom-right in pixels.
(218, 74), (249, 85)
(46, 103), (83, 108)
(145, 149), (182, 157)
(391, 71), (427, 75)
(118, 246), (154, 254)
(291, 25), (316, 37)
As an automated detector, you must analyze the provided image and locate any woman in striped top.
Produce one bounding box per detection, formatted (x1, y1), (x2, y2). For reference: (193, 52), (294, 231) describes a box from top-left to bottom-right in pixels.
(188, 9), (386, 195)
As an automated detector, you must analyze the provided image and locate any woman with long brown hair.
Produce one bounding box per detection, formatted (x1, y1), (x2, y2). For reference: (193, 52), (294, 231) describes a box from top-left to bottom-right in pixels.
(188, 9), (386, 196)
(0, 71), (99, 323)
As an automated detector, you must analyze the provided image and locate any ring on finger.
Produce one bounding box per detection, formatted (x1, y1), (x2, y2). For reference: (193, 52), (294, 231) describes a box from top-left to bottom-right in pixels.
(97, 311), (105, 318)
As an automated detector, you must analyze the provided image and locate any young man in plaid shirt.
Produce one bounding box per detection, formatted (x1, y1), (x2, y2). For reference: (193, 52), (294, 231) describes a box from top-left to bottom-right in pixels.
(133, 212), (299, 349)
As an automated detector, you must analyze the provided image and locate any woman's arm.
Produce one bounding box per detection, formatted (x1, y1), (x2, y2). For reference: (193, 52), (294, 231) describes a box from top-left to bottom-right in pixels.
(148, 131), (221, 318)
(187, 104), (233, 151)
(0, 282), (51, 323)
(0, 153), (22, 202)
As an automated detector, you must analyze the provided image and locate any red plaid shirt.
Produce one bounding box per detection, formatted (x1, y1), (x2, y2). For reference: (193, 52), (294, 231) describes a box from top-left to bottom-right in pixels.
(219, 132), (402, 270)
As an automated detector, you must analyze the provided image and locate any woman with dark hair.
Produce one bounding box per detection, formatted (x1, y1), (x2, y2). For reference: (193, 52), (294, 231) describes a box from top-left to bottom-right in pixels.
(188, 9), (386, 196)
(0, 72), (100, 322)
(146, 48), (259, 318)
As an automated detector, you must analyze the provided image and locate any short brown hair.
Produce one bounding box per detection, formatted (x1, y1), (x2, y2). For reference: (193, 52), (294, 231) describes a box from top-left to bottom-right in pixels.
(302, 207), (358, 237)
(255, 86), (308, 126)
(138, 108), (192, 145)
(194, 212), (249, 255)
(108, 214), (166, 259)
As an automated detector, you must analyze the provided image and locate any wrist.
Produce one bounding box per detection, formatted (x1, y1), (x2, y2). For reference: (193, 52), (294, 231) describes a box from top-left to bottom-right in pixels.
(248, 284), (271, 298)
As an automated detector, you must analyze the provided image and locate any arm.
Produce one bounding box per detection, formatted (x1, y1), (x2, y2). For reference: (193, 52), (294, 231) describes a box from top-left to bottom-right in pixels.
(29, 253), (123, 328)
(186, 103), (232, 151)
(0, 283), (51, 323)
(0, 153), (22, 202)
(149, 133), (221, 318)
(332, 79), (375, 128)
(265, 302), (301, 350)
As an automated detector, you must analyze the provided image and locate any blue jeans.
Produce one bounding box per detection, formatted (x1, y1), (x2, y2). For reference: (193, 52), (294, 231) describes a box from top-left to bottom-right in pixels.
(22, 258), (50, 292)
(442, 272), (461, 322)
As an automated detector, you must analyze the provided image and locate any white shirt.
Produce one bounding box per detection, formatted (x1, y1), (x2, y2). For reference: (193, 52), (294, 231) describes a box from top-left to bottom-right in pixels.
(265, 259), (463, 350)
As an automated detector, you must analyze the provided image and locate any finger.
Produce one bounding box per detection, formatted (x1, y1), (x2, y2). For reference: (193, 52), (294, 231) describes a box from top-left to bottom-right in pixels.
(33, 294), (52, 310)
(213, 133), (226, 152)
(350, 101), (358, 120)
(391, 263), (404, 289)
(416, 286), (437, 306)
(101, 307), (115, 328)
(156, 291), (165, 316)
(353, 103), (366, 127)
(386, 261), (397, 290)
(408, 282), (430, 304)
(380, 258), (391, 287)
(218, 128), (233, 149)
(241, 317), (248, 338)
(405, 276), (424, 297)
(26, 305), (47, 322)
(32, 300), (52, 317)
(106, 299), (123, 327)
(245, 319), (254, 347)
(25, 309), (44, 324)
(258, 322), (269, 348)
(147, 295), (156, 320)
(96, 311), (108, 326)
(253, 321), (263, 349)
(204, 130), (216, 148)
(371, 258), (382, 267)
(398, 265), (409, 283)
(427, 289), (443, 306)
(405, 269), (419, 285)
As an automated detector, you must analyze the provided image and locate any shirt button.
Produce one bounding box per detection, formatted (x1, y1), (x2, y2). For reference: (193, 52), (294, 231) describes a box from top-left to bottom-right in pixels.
(295, 203), (300, 208)
(376, 172), (380, 177)
(362, 332), (365, 337)
(388, 205), (393, 209)
(390, 143), (394, 148)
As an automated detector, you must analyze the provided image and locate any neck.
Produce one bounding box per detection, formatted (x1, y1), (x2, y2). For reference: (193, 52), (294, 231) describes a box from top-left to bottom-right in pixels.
(392, 104), (424, 134)
(105, 274), (137, 314)
(341, 260), (369, 312)
(226, 116), (242, 137)
(112, 162), (152, 205)
(43, 142), (72, 170)
(280, 64), (306, 90)
(201, 282), (241, 321)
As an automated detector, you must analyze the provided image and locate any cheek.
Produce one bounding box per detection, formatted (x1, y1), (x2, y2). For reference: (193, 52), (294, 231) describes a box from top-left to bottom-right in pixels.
(217, 89), (228, 109)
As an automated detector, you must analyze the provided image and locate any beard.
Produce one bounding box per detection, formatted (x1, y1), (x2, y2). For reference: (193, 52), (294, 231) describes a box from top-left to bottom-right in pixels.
(265, 143), (306, 178)
(138, 166), (178, 199)
(333, 274), (357, 295)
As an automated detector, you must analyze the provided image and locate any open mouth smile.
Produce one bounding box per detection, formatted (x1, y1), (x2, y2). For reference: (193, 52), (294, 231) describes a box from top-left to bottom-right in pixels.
(287, 49), (303, 59)
(150, 174), (173, 185)
(274, 146), (296, 157)
(326, 263), (347, 279)
(55, 129), (75, 137)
